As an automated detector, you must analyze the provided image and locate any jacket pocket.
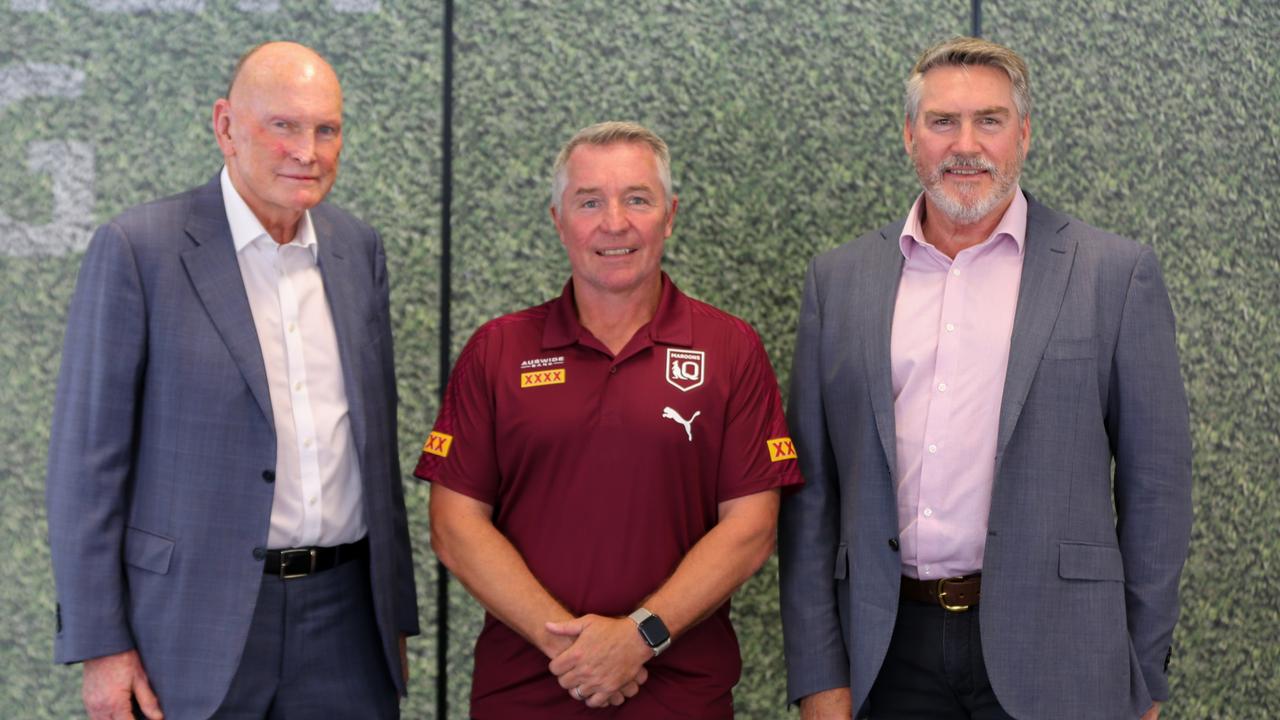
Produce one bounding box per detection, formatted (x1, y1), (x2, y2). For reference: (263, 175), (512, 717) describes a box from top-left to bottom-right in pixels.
(833, 543), (848, 580)
(124, 526), (175, 575)
(1058, 541), (1124, 581)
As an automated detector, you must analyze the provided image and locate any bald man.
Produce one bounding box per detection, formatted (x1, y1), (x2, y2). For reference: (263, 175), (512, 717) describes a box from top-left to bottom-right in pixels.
(46, 42), (418, 719)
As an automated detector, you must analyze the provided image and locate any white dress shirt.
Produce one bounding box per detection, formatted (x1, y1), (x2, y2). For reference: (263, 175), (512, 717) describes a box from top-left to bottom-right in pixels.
(221, 168), (366, 549)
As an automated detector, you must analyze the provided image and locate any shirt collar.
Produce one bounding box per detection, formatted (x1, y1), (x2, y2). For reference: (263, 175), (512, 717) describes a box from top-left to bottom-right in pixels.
(542, 272), (694, 350)
(899, 184), (1028, 260)
(220, 166), (317, 258)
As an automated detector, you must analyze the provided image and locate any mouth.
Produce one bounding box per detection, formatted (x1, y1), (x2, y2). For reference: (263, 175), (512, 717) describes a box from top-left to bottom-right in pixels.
(944, 168), (988, 178)
(596, 248), (636, 257)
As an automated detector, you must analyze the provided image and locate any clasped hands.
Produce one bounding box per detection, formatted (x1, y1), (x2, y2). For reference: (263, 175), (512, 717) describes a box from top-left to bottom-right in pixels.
(544, 614), (654, 709)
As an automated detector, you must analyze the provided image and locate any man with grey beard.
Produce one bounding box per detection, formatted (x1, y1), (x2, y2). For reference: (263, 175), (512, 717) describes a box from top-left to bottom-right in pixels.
(779, 37), (1191, 720)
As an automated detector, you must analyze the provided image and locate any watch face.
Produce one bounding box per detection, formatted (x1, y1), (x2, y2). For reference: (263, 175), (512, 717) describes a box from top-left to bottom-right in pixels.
(639, 615), (670, 647)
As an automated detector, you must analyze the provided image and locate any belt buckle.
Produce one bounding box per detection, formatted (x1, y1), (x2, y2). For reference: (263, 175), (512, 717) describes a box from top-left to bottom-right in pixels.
(937, 576), (971, 613)
(279, 548), (317, 579)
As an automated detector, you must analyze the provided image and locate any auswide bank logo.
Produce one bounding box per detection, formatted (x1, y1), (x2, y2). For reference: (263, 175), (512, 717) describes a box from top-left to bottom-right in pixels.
(666, 348), (705, 392)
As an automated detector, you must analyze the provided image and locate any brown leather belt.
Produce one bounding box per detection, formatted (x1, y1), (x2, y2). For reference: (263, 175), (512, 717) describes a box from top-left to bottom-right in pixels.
(900, 573), (981, 612)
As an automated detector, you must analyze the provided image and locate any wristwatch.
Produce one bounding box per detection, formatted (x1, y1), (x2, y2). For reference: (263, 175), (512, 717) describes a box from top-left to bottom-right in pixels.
(628, 607), (672, 657)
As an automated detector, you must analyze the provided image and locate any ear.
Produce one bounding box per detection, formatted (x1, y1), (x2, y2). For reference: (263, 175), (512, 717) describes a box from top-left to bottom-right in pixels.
(663, 195), (679, 238)
(550, 204), (568, 247)
(211, 99), (235, 159)
(902, 115), (915, 157)
(1020, 114), (1032, 154)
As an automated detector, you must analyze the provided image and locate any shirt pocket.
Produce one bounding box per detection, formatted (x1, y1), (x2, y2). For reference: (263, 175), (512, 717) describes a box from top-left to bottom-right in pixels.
(1058, 541), (1124, 582)
(124, 526), (175, 575)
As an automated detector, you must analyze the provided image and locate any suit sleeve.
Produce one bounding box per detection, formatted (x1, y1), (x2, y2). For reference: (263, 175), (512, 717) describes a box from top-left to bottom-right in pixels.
(778, 257), (850, 704)
(373, 232), (421, 637)
(45, 222), (146, 663)
(1107, 246), (1193, 702)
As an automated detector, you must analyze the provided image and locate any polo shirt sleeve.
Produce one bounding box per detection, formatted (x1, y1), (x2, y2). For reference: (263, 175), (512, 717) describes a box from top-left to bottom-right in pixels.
(413, 323), (502, 504)
(717, 325), (804, 501)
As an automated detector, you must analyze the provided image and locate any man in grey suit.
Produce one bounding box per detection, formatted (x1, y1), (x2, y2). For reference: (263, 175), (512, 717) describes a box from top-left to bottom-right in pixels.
(779, 37), (1192, 720)
(46, 42), (418, 719)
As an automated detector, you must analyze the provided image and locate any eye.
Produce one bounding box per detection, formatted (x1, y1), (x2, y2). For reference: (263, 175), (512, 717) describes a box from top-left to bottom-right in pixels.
(931, 117), (954, 129)
(978, 116), (1002, 127)
(627, 196), (652, 206)
(581, 199), (600, 209)
(272, 120), (292, 130)
(317, 125), (340, 138)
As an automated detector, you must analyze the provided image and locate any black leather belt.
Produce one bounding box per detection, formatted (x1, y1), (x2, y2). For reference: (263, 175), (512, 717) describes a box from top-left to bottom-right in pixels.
(264, 536), (368, 579)
(901, 573), (981, 612)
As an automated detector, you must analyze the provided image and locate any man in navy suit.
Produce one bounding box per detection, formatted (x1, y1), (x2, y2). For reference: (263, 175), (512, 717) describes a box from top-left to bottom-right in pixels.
(46, 41), (418, 719)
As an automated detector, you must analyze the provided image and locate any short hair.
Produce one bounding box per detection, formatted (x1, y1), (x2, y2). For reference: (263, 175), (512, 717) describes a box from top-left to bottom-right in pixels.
(904, 37), (1031, 124)
(550, 121), (672, 212)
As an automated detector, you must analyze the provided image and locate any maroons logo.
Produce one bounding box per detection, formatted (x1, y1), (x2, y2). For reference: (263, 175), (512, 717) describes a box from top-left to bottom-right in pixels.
(666, 349), (705, 392)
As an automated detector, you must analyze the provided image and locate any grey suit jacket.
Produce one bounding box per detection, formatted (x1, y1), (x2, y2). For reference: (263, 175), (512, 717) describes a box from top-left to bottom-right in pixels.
(779, 194), (1192, 720)
(46, 175), (419, 718)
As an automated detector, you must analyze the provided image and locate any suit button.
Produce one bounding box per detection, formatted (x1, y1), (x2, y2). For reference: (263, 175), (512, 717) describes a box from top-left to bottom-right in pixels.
(253, 547), (267, 561)
(888, 538), (899, 552)
(262, 470), (275, 483)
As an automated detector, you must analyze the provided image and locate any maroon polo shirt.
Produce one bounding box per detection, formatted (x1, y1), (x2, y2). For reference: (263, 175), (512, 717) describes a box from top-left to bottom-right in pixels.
(415, 273), (802, 719)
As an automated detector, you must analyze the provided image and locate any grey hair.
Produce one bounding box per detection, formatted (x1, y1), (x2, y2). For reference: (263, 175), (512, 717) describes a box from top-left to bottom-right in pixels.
(904, 37), (1031, 124)
(550, 121), (672, 212)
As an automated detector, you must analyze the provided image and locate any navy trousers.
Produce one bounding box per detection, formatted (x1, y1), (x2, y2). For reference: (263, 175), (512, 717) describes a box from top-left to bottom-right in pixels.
(866, 598), (1014, 720)
(208, 555), (399, 719)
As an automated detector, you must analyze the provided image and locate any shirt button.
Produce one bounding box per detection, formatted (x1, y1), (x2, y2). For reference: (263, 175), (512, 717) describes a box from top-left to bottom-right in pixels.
(952, 268), (961, 277)
(288, 322), (297, 333)
(294, 381), (303, 392)
(304, 438), (313, 448)
(938, 383), (947, 392)
(946, 323), (955, 332)
(609, 366), (617, 375)
(922, 566), (932, 576)
(923, 507), (933, 518)
(309, 497), (317, 507)
(928, 444), (938, 454)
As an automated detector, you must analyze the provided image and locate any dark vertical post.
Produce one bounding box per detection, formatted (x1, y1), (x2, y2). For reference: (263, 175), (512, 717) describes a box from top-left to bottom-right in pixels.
(437, 0), (454, 718)
(971, 0), (983, 37)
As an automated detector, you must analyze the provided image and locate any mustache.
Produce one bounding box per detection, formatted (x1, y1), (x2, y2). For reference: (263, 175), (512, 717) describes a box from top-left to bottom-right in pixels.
(934, 154), (999, 176)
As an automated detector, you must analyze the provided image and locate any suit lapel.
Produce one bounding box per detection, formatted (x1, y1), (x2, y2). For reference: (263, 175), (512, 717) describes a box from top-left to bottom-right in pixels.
(313, 210), (369, 459)
(995, 197), (1077, 460)
(862, 222), (907, 481)
(181, 179), (273, 425)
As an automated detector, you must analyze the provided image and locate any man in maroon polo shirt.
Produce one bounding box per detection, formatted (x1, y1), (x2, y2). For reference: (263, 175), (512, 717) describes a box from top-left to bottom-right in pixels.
(415, 121), (802, 718)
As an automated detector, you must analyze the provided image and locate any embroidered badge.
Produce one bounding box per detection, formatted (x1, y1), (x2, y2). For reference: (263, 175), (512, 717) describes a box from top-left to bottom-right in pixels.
(768, 437), (797, 462)
(662, 406), (701, 442)
(423, 431), (453, 458)
(520, 368), (566, 388)
(665, 348), (705, 392)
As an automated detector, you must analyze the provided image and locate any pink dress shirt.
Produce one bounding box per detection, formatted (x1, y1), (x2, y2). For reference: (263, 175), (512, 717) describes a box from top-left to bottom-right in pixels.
(891, 188), (1027, 580)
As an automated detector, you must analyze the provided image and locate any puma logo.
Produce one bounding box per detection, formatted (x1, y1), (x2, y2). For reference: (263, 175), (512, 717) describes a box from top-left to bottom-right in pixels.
(662, 406), (701, 442)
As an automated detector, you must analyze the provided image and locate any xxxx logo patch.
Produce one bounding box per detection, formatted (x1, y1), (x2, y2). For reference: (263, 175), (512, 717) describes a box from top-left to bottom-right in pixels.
(768, 437), (797, 462)
(422, 431), (453, 458)
(520, 368), (566, 388)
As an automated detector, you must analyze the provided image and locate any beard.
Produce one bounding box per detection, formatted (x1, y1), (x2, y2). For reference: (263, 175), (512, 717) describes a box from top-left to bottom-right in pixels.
(913, 141), (1025, 225)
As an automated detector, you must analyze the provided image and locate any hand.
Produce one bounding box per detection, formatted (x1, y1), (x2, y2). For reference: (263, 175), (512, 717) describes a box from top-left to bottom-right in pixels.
(1141, 701), (1162, 720)
(546, 615), (652, 708)
(82, 649), (163, 720)
(399, 634), (410, 688)
(799, 687), (852, 720)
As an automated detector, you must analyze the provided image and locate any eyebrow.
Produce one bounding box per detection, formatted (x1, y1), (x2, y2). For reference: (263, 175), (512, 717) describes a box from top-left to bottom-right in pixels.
(573, 184), (657, 195)
(925, 106), (1011, 119)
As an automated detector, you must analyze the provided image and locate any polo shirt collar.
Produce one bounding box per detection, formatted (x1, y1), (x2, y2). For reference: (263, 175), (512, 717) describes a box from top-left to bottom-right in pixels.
(542, 272), (694, 350)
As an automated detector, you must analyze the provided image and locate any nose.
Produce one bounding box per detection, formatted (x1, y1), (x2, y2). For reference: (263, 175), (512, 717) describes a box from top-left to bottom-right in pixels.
(600, 200), (628, 233)
(288, 132), (317, 165)
(954, 121), (981, 155)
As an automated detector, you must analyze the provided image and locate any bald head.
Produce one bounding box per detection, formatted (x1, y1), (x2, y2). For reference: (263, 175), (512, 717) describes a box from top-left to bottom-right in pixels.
(212, 41), (345, 243)
(225, 41), (341, 107)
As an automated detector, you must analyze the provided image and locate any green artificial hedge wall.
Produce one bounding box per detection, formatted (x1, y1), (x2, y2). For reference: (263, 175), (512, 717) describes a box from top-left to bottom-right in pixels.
(2, 1), (1275, 718)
